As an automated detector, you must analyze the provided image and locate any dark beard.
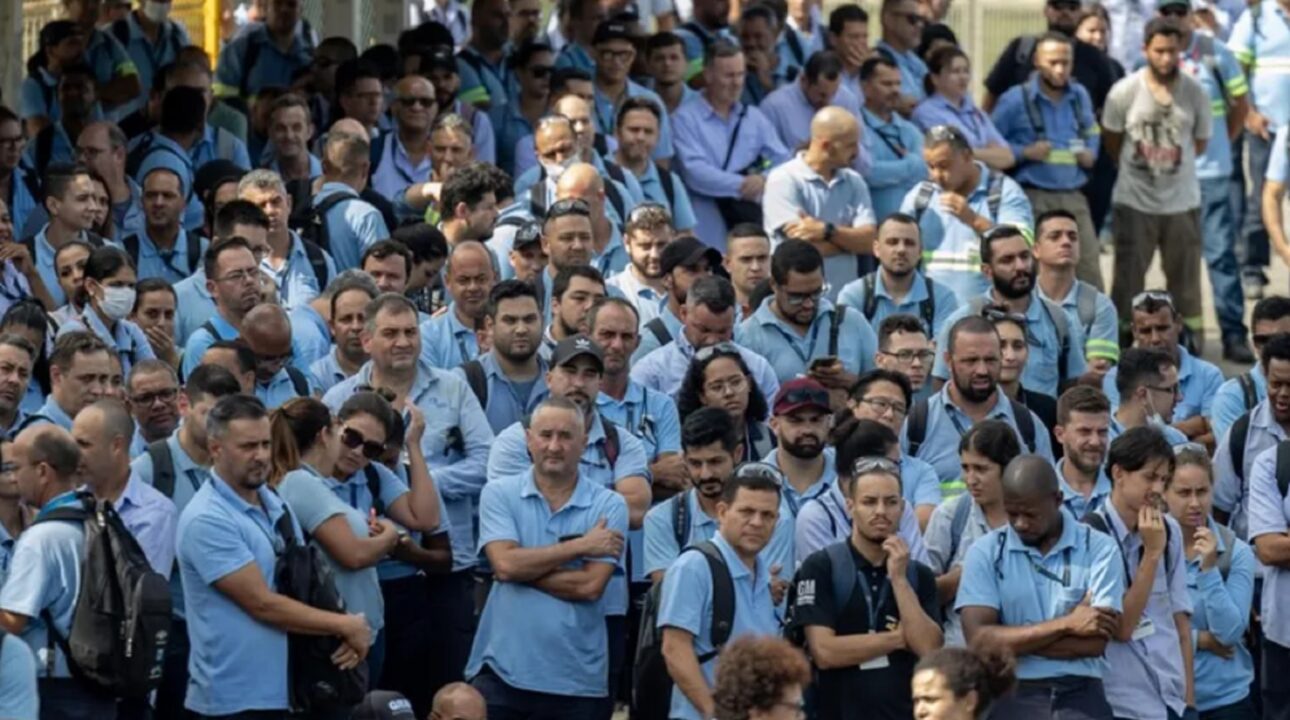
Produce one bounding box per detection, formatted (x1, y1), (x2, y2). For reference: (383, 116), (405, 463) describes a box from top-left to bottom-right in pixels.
(783, 437), (823, 460)
(953, 376), (996, 403)
(993, 271), (1035, 300)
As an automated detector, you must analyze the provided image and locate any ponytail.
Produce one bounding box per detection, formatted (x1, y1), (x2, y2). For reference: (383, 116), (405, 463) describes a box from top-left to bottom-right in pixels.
(269, 397), (332, 484)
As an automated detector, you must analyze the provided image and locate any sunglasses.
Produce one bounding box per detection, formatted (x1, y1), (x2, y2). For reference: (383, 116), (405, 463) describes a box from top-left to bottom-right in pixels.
(398, 96), (436, 108)
(852, 455), (901, 478)
(1132, 290), (1175, 311)
(694, 341), (741, 362)
(731, 462), (786, 486)
(981, 306), (1027, 326)
(546, 198), (592, 220)
(341, 427), (385, 460)
(1159, 5), (1189, 16)
(776, 387), (830, 413)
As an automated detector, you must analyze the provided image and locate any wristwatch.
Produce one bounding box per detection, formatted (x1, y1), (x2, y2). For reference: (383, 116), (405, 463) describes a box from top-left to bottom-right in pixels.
(823, 222), (836, 242)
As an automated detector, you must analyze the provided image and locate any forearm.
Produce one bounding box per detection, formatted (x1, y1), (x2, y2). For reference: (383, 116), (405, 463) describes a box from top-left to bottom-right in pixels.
(809, 630), (903, 668)
(98, 75), (142, 106)
(490, 541), (585, 582)
(1228, 101), (1249, 142)
(391, 535), (452, 572)
(1264, 182), (1290, 259)
(649, 458), (688, 495)
(663, 639), (714, 719)
(974, 145), (1016, 171)
(1199, 573), (1248, 644)
(934, 566), (961, 606)
(970, 617), (1069, 655)
(243, 590), (352, 636)
(830, 225), (875, 255)
(616, 477), (652, 530)
(1173, 415), (1210, 440)
(892, 579), (943, 656)
(530, 565), (611, 602)
(404, 446), (442, 531)
(1255, 533), (1290, 567)
(1117, 555), (1160, 640)
(1103, 133), (1123, 166)
(1178, 613), (1196, 706)
(1035, 635), (1108, 658)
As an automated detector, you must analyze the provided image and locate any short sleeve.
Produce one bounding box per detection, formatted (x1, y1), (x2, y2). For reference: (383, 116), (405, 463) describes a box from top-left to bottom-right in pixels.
(0, 537), (54, 618)
(180, 512), (258, 585)
(922, 500), (956, 574)
(1166, 520), (1193, 615)
(658, 552), (713, 635)
(643, 501), (681, 575)
(476, 480), (521, 548)
(789, 550), (839, 629)
(1266, 126), (1290, 183)
(851, 177), (877, 226)
(1191, 79), (1214, 141)
(278, 476), (344, 533)
(19, 78), (47, 119)
(1227, 8), (1255, 65)
(651, 395), (682, 455)
(761, 168), (801, 238)
(1087, 529), (1126, 612)
(593, 492), (630, 568)
(1100, 80), (1129, 134)
(953, 534), (1002, 612)
(611, 430), (651, 485)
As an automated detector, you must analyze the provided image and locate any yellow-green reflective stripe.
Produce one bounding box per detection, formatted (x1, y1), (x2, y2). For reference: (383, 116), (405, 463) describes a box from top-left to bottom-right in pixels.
(940, 479), (966, 500)
(458, 86), (490, 105)
(1183, 315), (1204, 331)
(117, 61), (138, 76)
(685, 58), (703, 81)
(1086, 339), (1120, 362)
(1047, 150), (1078, 165)
(212, 82), (238, 98)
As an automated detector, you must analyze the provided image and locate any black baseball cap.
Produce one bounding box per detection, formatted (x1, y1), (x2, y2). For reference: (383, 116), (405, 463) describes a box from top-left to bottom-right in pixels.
(660, 236), (722, 276)
(426, 44), (459, 75)
(351, 691), (416, 720)
(593, 19), (634, 45)
(551, 334), (604, 371)
(512, 219), (543, 250)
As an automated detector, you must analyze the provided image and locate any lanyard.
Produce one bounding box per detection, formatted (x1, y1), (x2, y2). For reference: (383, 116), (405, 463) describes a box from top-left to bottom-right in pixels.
(1029, 547), (1072, 586)
(865, 117), (907, 158)
(855, 566), (892, 631)
(36, 491), (82, 520)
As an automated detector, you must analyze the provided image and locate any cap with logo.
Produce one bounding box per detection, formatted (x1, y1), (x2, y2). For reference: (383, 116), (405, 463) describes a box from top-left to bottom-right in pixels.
(427, 45), (459, 75)
(593, 19), (634, 45)
(351, 691), (417, 720)
(513, 220), (543, 249)
(551, 334), (605, 371)
(772, 378), (832, 416)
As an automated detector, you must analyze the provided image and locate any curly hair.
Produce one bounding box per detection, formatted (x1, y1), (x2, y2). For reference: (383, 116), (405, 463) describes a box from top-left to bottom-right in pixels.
(676, 347), (769, 424)
(915, 646), (1017, 719)
(713, 637), (811, 720)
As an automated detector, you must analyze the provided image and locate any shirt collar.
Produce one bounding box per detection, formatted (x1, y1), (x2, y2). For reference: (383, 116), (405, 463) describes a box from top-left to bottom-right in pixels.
(712, 531), (763, 581)
(1056, 458), (1112, 503)
(518, 470), (598, 509)
(1004, 505), (1082, 556)
(209, 469), (284, 518)
(168, 430), (206, 476)
(874, 270), (931, 302)
(939, 384), (1011, 420)
(116, 471), (150, 511)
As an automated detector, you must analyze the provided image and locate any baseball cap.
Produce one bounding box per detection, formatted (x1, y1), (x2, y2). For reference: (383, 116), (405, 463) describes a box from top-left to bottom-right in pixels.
(426, 44), (459, 75)
(773, 378), (831, 416)
(1154, 0), (1191, 8)
(351, 691), (416, 720)
(660, 237), (722, 276)
(512, 219), (543, 250)
(593, 19), (634, 45)
(551, 334), (604, 371)
(193, 159), (247, 204)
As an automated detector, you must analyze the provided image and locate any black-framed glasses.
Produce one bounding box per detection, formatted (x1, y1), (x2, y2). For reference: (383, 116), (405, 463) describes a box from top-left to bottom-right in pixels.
(879, 348), (935, 364)
(545, 198), (591, 221)
(732, 461), (786, 486)
(694, 341), (741, 363)
(782, 285), (829, 308)
(597, 47), (634, 63)
(217, 268), (260, 285)
(132, 387), (179, 406)
(1132, 290), (1175, 311)
(341, 427), (385, 460)
(1159, 5), (1189, 17)
(1146, 383), (1181, 397)
(254, 350), (293, 365)
(852, 455), (901, 478)
(892, 10), (927, 26)
(529, 64), (553, 79)
(856, 396), (907, 417)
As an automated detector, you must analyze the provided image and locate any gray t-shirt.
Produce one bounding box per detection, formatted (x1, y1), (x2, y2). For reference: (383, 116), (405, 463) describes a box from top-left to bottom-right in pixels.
(923, 493), (996, 647)
(1102, 69), (1212, 214)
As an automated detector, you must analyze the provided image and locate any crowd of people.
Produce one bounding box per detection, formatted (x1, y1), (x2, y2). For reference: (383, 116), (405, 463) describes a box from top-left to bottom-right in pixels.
(3, 0), (1290, 718)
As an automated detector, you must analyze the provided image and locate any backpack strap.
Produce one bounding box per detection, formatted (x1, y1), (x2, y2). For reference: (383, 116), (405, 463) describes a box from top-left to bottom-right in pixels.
(785, 28), (805, 67)
(946, 493), (973, 567)
(110, 17), (131, 48)
(1214, 522), (1236, 581)
(657, 162), (677, 210)
(529, 169), (548, 218)
(828, 305), (845, 357)
(1075, 281), (1097, 336)
(1007, 397), (1037, 453)
(147, 439), (176, 500)
(691, 540), (735, 661)
(1239, 372), (1258, 411)
(671, 489), (692, 552)
(986, 171), (1004, 220)
(600, 414), (620, 469)
(1014, 35), (1038, 67)
(307, 191), (356, 254)
(911, 182), (936, 223)
(824, 541), (857, 610)
(644, 317), (672, 347)
(1231, 412), (1252, 488)
(1277, 441), (1290, 500)
(364, 464), (385, 516)
(35, 126), (55, 174)
(239, 32), (265, 100)
(603, 175), (627, 222)
(861, 274), (878, 321)
(300, 238), (331, 289)
(1197, 34), (1231, 108)
(200, 320), (220, 342)
(122, 233), (141, 269)
(907, 397), (930, 458)
(1040, 297), (1072, 385)
(461, 359), (489, 410)
(1021, 81), (1046, 140)
(284, 366), (310, 397)
(920, 276), (937, 332)
(368, 133), (388, 174)
(186, 230), (202, 274)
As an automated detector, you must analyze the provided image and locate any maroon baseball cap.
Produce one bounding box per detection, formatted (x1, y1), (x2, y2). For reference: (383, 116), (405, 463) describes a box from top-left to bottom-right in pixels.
(772, 378), (831, 416)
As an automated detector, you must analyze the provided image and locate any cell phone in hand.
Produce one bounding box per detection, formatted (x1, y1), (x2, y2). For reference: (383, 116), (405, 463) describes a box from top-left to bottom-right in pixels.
(810, 356), (839, 371)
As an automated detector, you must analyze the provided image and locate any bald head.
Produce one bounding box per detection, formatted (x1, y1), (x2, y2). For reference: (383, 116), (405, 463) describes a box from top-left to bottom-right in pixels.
(322, 129), (371, 181)
(811, 106), (859, 141)
(240, 305), (293, 382)
(432, 682), (487, 720)
(447, 240), (495, 275)
(1001, 455), (1060, 499)
(555, 163), (603, 204)
(396, 75), (435, 99)
(329, 118), (367, 138)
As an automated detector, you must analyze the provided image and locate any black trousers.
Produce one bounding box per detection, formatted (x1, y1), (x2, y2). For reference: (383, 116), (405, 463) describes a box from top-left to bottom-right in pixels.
(421, 571), (478, 711)
(1263, 638), (1290, 720)
(155, 618), (191, 719)
(991, 677), (1114, 720)
(472, 668), (603, 720)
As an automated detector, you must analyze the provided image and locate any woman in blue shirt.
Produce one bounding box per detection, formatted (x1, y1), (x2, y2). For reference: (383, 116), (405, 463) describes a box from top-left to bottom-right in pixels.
(54, 246), (155, 378)
(1163, 445), (1257, 719)
(49, 241), (92, 328)
(269, 397), (403, 701)
(676, 344), (775, 463)
(20, 20), (85, 137)
(0, 301), (52, 418)
(912, 46), (1014, 172)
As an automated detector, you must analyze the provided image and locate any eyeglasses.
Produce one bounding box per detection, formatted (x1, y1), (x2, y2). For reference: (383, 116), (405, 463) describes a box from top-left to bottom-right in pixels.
(981, 306), (1027, 326)
(856, 396), (907, 417)
(217, 268), (260, 285)
(132, 387), (179, 407)
(1146, 383), (1181, 397)
(852, 455), (901, 478)
(732, 461), (786, 486)
(892, 10), (927, 26)
(398, 96), (436, 108)
(695, 341), (741, 363)
(545, 198), (591, 221)
(704, 373), (747, 397)
(1173, 441), (1207, 455)
(0, 136), (23, 148)
(1132, 290), (1175, 311)
(341, 427), (385, 460)
(1254, 333), (1278, 347)
(529, 64), (553, 79)
(879, 348), (935, 364)
(781, 285), (829, 308)
(598, 48), (634, 63)
(776, 386), (830, 413)
(255, 350), (293, 365)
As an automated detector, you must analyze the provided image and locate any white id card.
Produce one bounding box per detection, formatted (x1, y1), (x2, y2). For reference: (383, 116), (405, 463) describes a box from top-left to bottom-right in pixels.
(1131, 618), (1156, 641)
(860, 655), (890, 670)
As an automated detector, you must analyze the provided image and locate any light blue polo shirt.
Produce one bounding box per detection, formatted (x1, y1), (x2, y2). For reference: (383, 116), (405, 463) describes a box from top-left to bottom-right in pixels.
(1098, 502), (1192, 720)
(420, 305), (480, 369)
(312, 183), (390, 272)
(128, 228), (209, 285)
(911, 94), (1008, 150)
(1267, 123), (1290, 185)
(596, 382), (681, 463)
(630, 331), (782, 401)
(487, 412), (649, 614)
(309, 349), (352, 395)
(0, 632), (37, 720)
(1229, 1), (1290, 128)
(900, 385), (1056, 485)
(1214, 398), (1287, 541)
(289, 303), (331, 366)
(173, 268), (216, 347)
(324, 361), (494, 572)
(762, 153), (878, 295)
(133, 133), (202, 231)
(629, 305), (683, 363)
(191, 124), (252, 170)
(371, 133), (432, 201)
(0, 491), (85, 678)
(861, 107), (928, 221)
(328, 462), (436, 583)
(180, 311), (238, 378)
(933, 291), (1087, 398)
(1181, 32), (1247, 179)
(465, 471), (628, 697)
(451, 351), (549, 435)
(1107, 417), (1191, 447)
(56, 305), (157, 378)
(737, 296), (878, 383)
(1057, 458), (1112, 520)
(457, 46), (512, 110)
(990, 77), (1101, 191)
(761, 84), (871, 180)
(594, 81), (674, 161)
(876, 41), (928, 102)
(29, 226), (98, 309)
(630, 160), (697, 231)
(255, 366), (319, 409)
(19, 67), (61, 123)
(277, 465), (385, 637)
(836, 269), (959, 337)
(898, 162), (1033, 302)
(29, 396), (75, 431)
(132, 430), (211, 618)
(1187, 517), (1256, 712)
(19, 122), (77, 167)
(115, 13), (191, 119)
(1101, 346), (1225, 421)
(1213, 364), (1265, 441)
(764, 447), (835, 517)
(261, 149), (322, 182)
(793, 479), (930, 568)
(213, 22), (313, 100)
(955, 507), (1125, 680)
(1248, 441), (1290, 649)
(177, 473), (302, 716)
(642, 488), (795, 578)
(658, 532), (781, 720)
(1037, 280), (1121, 365)
(260, 231), (337, 310)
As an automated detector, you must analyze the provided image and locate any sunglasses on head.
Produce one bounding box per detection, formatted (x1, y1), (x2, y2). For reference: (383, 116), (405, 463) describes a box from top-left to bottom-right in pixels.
(694, 341), (741, 363)
(341, 427), (385, 460)
(1132, 290), (1175, 312)
(777, 387), (830, 413)
(731, 462), (786, 486)
(852, 455), (901, 478)
(981, 306), (1027, 326)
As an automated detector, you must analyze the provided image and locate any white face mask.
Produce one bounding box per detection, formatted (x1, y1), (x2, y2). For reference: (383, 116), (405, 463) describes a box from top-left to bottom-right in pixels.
(99, 285), (137, 322)
(142, 0), (170, 22)
(542, 158), (571, 183)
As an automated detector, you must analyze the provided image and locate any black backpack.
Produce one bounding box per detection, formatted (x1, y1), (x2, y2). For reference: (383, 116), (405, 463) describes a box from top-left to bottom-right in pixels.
(643, 318), (672, 348)
(633, 540), (734, 720)
(271, 504), (368, 712)
(291, 190), (355, 257)
(785, 540), (922, 646)
(34, 492), (171, 698)
(122, 232), (204, 277)
(905, 394), (1037, 458)
(284, 367), (312, 398)
(963, 295), (1074, 385)
(147, 439), (178, 499)
(858, 273), (937, 333)
(911, 171), (1004, 224)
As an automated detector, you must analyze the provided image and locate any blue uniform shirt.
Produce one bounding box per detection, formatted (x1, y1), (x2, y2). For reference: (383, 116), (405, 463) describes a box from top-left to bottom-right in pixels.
(1266, 123), (1290, 184)
(1057, 458), (1112, 519)
(1213, 364), (1265, 441)
(114, 472), (179, 575)
(1181, 32), (1248, 179)
(760, 83), (871, 177)
(420, 305), (480, 369)
(56, 307), (157, 379)
(465, 471), (628, 697)
(630, 160), (698, 231)
(1186, 518), (1255, 712)
(912, 93), (1008, 149)
(1037, 280), (1122, 366)
(642, 487), (795, 577)
(793, 478), (930, 568)
(629, 305), (683, 363)
(1101, 346), (1225, 421)
(933, 291), (1087, 398)
(371, 133), (433, 201)
(177, 474), (302, 715)
(860, 107), (928, 223)
(451, 351), (550, 435)
(173, 268), (216, 348)
(19, 121), (77, 167)
(990, 77), (1101, 190)
(955, 507), (1125, 680)
(132, 430), (211, 618)
(594, 81), (675, 161)
(877, 41), (928, 102)
(0, 633), (37, 720)
(898, 163), (1033, 301)
(128, 228), (208, 285)
(1229, 2), (1290, 128)
(114, 13), (191, 119)
(309, 349), (352, 395)
(191, 124), (252, 171)
(836, 269), (959, 337)
(658, 532), (782, 720)
(737, 297), (878, 383)
(288, 303), (331, 366)
(255, 366), (319, 408)
(630, 332), (782, 401)
(312, 183), (390, 271)
(457, 46), (512, 110)
(132, 133), (203, 231)
(260, 231), (337, 310)
(1246, 442), (1290, 648)
(1214, 398), (1287, 541)
(213, 22), (313, 101)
